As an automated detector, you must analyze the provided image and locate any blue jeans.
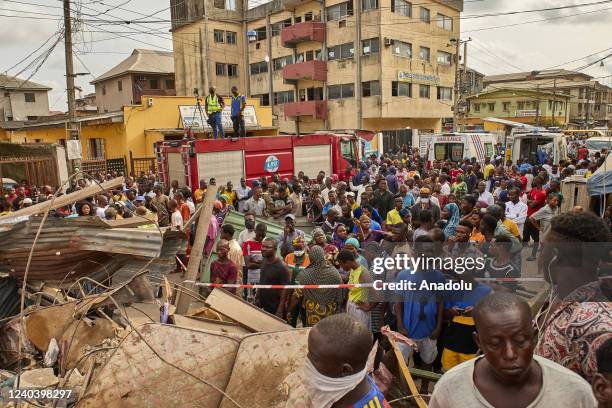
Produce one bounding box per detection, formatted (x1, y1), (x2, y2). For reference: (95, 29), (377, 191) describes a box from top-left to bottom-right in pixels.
(209, 111), (224, 139)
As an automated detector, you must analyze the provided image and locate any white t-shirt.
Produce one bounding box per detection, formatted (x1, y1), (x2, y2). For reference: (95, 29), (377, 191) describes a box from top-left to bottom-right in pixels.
(96, 206), (108, 219)
(171, 210), (184, 230)
(440, 182), (451, 195)
(429, 355), (596, 408)
(478, 191), (494, 206)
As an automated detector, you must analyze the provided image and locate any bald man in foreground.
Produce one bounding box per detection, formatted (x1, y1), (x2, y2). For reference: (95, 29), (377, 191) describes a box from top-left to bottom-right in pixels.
(303, 314), (390, 408)
(429, 292), (596, 408)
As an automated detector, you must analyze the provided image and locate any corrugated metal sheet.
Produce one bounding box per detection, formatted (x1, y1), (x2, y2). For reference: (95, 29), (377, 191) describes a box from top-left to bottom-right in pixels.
(201, 211), (312, 282)
(0, 277), (20, 319)
(0, 218), (166, 281)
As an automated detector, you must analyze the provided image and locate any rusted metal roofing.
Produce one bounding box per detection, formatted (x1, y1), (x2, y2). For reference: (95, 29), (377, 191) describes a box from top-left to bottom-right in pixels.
(0, 217), (165, 281)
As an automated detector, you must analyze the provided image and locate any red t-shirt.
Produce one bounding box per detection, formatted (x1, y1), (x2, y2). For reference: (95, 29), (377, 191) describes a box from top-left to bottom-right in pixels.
(450, 168), (464, 183)
(210, 259), (238, 293)
(527, 187), (547, 217)
(520, 176), (528, 192)
(578, 147), (588, 160)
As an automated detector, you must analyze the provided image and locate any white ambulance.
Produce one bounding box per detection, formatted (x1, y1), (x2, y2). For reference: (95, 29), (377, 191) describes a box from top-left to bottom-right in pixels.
(510, 129), (569, 165)
(426, 133), (498, 165)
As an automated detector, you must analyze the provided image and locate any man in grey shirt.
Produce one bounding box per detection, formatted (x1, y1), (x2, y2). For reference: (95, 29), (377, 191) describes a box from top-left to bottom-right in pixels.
(529, 192), (560, 237)
(429, 292), (596, 408)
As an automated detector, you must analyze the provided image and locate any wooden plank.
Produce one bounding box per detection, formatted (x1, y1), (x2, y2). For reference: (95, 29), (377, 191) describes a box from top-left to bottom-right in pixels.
(387, 336), (428, 408)
(175, 185), (218, 314)
(173, 315), (252, 335)
(204, 288), (290, 332)
(409, 367), (442, 382)
(0, 176), (125, 221)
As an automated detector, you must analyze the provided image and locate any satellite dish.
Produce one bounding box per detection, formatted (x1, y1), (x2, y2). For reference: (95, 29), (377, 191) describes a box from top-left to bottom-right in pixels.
(264, 55), (270, 63)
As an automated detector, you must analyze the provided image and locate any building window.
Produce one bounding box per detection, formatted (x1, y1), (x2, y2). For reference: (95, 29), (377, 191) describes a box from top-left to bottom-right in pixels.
(437, 86), (452, 100)
(392, 0), (411, 17)
(88, 138), (106, 159)
(392, 40), (412, 58)
(273, 55), (293, 71)
(328, 42), (354, 60)
(250, 61), (268, 75)
(274, 90), (294, 104)
(227, 64), (239, 77)
(101, 85), (106, 95)
(166, 79), (175, 89)
(578, 103), (583, 112)
(517, 101), (525, 110)
(362, 81), (380, 97)
(118, 80), (123, 92)
(419, 84), (430, 98)
(295, 16), (302, 23)
(362, 0), (378, 11)
(24, 92), (36, 103)
(419, 7), (430, 23)
(362, 38), (379, 56)
(436, 13), (452, 31)
(474, 103), (480, 112)
(327, 1), (353, 21)
(306, 87), (324, 100)
(392, 81), (411, 97)
(488, 102), (495, 112)
(419, 46), (430, 62)
(304, 12), (313, 21)
(213, 0), (235, 10)
(226, 31), (237, 44)
(150, 79), (159, 89)
(305, 49), (322, 61)
(254, 94), (270, 106)
(328, 83), (354, 99)
(216, 63), (226, 76)
(578, 88), (584, 98)
(271, 19), (292, 37)
(503, 102), (510, 112)
(254, 27), (266, 41)
(437, 51), (452, 65)
(595, 104), (601, 111)
(27, 116), (38, 120)
(214, 29), (225, 43)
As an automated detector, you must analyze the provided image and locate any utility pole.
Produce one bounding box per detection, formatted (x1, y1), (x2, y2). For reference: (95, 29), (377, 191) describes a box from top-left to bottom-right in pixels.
(63, 0), (80, 173)
(452, 38), (460, 132)
(460, 38), (470, 131)
(355, 0), (362, 130)
(551, 78), (557, 126)
(535, 84), (541, 127)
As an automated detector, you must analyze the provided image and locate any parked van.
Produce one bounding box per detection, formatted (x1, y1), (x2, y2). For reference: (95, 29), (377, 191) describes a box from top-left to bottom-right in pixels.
(510, 130), (568, 165)
(426, 133), (498, 165)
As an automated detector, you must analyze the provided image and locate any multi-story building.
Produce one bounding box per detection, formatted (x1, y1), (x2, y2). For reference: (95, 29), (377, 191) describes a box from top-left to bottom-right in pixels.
(483, 70), (612, 128)
(171, 0), (463, 136)
(91, 49), (176, 113)
(0, 75), (51, 122)
(465, 87), (571, 128)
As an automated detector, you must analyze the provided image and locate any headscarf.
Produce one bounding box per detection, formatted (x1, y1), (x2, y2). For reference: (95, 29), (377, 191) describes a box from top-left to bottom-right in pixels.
(331, 225), (346, 249)
(345, 237), (360, 249)
(443, 202), (461, 240)
(298, 246), (342, 306)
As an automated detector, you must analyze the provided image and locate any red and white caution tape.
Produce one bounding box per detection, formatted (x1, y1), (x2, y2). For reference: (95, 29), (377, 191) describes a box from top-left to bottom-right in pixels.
(183, 281), (372, 289)
(183, 277), (551, 289)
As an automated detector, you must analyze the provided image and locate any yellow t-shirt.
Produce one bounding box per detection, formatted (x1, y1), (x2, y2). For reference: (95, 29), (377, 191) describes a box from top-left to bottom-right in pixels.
(194, 188), (206, 203)
(386, 209), (403, 225)
(502, 218), (520, 238)
(348, 266), (368, 303)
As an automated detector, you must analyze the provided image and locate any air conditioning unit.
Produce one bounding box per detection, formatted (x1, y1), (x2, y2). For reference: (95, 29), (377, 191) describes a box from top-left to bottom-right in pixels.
(384, 38), (394, 47)
(338, 19), (346, 28)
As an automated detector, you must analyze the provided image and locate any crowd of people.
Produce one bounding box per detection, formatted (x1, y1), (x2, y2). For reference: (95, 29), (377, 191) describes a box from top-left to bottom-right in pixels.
(1, 142), (611, 407)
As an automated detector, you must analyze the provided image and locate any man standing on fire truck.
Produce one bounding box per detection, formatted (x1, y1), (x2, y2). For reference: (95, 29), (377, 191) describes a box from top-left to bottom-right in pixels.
(230, 86), (246, 138)
(205, 86), (225, 139)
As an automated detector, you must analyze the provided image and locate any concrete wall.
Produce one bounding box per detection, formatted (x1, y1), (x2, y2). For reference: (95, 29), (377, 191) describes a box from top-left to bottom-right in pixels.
(1, 90), (50, 121)
(95, 74), (134, 113)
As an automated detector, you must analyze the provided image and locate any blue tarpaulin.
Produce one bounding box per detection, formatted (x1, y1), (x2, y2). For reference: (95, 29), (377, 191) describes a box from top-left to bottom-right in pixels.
(588, 154), (612, 196)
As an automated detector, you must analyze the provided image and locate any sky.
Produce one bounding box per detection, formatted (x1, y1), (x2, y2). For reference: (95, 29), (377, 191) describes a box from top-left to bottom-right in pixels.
(1, 0), (611, 111)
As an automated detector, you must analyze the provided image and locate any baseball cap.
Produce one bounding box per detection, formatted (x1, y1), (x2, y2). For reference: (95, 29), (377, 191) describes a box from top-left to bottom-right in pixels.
(23, 198), (33, 204)
(135, 195), (145, 201)
(285, 213), (296, 221)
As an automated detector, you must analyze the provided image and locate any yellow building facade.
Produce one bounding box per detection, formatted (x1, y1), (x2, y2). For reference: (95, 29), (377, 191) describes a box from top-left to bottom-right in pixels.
(0, 95), (274, 172)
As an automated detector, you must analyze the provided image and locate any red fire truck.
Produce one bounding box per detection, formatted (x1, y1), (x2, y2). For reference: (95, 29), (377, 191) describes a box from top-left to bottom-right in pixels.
(155, 133), (362, 190)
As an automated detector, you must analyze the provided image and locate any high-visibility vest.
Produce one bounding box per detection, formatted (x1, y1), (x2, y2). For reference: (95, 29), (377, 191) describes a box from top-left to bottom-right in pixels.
(206, 94), (222, 113)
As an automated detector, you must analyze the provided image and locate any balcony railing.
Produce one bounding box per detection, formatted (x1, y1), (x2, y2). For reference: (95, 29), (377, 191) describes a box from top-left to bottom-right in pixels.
(282, 60), (327, 84)
(284, 100), (327, 120)
(281, 21), (325, 48)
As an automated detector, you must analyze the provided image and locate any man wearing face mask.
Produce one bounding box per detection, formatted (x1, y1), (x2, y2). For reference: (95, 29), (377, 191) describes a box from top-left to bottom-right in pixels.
(300, 314), (391, 408)
(411, 187), (440, 224)
(284, 236), (311, 327)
